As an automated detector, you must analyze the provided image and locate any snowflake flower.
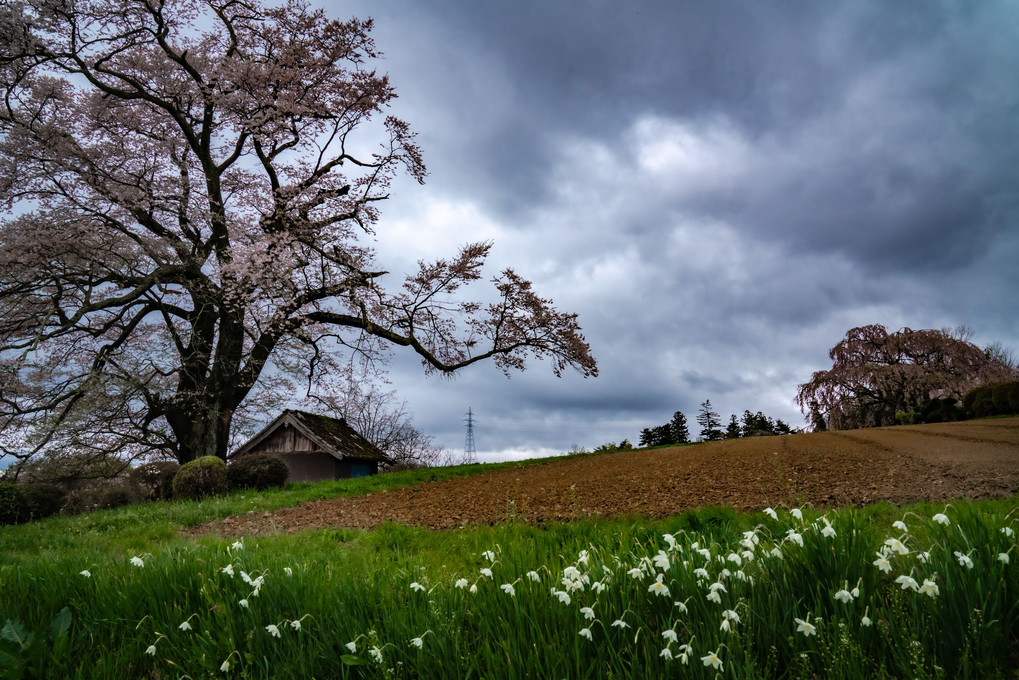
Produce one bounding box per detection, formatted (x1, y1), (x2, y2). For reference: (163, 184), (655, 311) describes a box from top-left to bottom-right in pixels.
(482, 550), (496, 562)
(662, 629), (678, 644)
(527, 571), (540, 582)
(884, 538), (909, 555)
(663, 533), (678, 550)
(179, 621), (193, 631)
(500, 583), (515, 597)
(786, 530), (804, 547)
(709, 581), (727, 593)
(552, 589), (571, 605)
(455, 578), (469, 589)
(764, 507), (778, 520)
(469, 584), (478, 594)
(795, 616), (817, 636)
(726, 552), (742, 566)
(693, 567), (710, 580)
(591, 581), (606, 594)
(648, 575), (670, 597)
(145, 644), (157, 656)
(701, 649), (723, 670)
(369, 646), (383, 664)
(954, 551), (974, 569)
(892, 520), (908, 532)
(345, 641), (357, 653)
(221, 564), (234, 577)
(266, 624), (281, 638)
(480, 567), (493, 579)
(290, 620), (303, 631)
(79, 570), (91, 578)
(706, 590), (722, 604)
(1003, 526), (1015, 538)
(611, 619), (629, 629)
(675, 600), (688, 613)
(919, 578), (939, 598)
(660, 647), (674, 660)
(895, 575), (919, 591)
(130, 556), (145, 568)
(834, 589), (853, 604)
(932, 513), (950, 526)
(410, 637), (424, 649)
(873, 553), (892, 573)
(238, 599), (249, 609)
(231, 540), (244, 551)
(653, 550), (671, 571)
(579, 628), (593, 641)
(580, 606), (595, 620)
(626, 567), (644, 579)
(791, 508), (803, 520)
(861, 614), (872, 627)
(723, 609), (740, 623)
(410, 582), (426, 592)
(821, 524), (836, 539)
(999, 553), (1011, 565)
(220, 659), (231, 672)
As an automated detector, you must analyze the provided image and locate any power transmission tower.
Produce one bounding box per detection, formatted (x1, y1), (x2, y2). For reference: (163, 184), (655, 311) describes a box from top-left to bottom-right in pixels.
(463, 407), (477, 464)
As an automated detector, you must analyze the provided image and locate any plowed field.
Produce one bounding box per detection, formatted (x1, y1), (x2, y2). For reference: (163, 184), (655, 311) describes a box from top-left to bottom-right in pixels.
(197, 417), (1019, 536)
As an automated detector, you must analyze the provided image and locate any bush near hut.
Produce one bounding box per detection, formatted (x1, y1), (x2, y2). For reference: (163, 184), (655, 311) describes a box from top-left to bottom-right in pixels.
(963, 381), (1019, 418)
(172, 456), (228, 501)
(129, 461), (180, 501)
(227, 454), (289, 491)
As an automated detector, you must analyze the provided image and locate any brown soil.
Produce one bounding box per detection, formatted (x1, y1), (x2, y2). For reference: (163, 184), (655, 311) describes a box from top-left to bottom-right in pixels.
(193, 417), (1019, 537)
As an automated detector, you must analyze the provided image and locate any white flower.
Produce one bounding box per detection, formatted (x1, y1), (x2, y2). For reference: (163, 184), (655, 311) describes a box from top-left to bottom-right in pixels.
(482, 550), (496, 562)
(266, 624), (281, 638)
(500, 583), (515, 597)
(821, 524), (836, 539)
(834, 589), (853, 604)
(290, 619), (302, 631)
(791, 508), (803, 521)
(893, 520), (908, 532)
(345, 641), (357, 653)
(999, 552), (1011, 565)
(369, 646), (383, 664)
(238, 599), (249, 609)
(648, 575), (670, 597)
(653, 550), (671, 571)
(79, 570), (91, 578)
(709, 581), (727, 593)
(591, 581), (606, 594)
(764, 507), (778, 520)
(786, 530), (803, 547)
(580, 606), (595, 620)
(873, 553), (892, 573)
(626, 567), (644, 579)
(611, 619), (629, 629)
(917, 551), (930, 564)
(220, 660), (231, 672)
(527, 571), (540, 582)
(701, 649), (723, 670)
(742, 529), (760, 546)
(145, 645), (157, 656)
(954, 551), (974, 569)
(221, 564), (234, 577)
(895, 575), (919, 591)
(693, 567), (710, 580)
(726, 552), (742, 566)
(455, 578), (469, 589)
(663, 533), (678, 550)
(795, 617), (817, 636)
(861, 615), (872, 627)
(932, 513), (950, 526)
(469, 584), (478, 594)
(723, 609), (740, 623)
(1003, 526), (1015, 538)
(706, 590), (722, 604)
(231, 540), (244, 551)
(552, 589), (571, 605)
(770, 547), (784, 559)
(179, 621), (193, 631)
(577, 549), (590, 565)
(884, 538), (909, 556)
(662, 629), (678, 644)
(410, 637), (424, 649)
(130, 556), (145, 568)
(563, 566), (582, 580)
(919, 579), (939, 598)
(719, 618), (732, 633)
(479, 568), (493, 579)
(660, 647), (674, 660)
(675, 600), (688, 613)
(410, 581), (426, 592)
(579, 628), (593, 641)
(284, 567), (293, 576)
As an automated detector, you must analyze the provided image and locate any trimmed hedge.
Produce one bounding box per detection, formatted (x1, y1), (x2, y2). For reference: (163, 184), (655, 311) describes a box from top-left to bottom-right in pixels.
(963, 381), (1019, 419)
(172, 455), (228, 500)
(0, 482), (68, 525)
(62, 481), (142, 515)
(227, 454), (289, 491)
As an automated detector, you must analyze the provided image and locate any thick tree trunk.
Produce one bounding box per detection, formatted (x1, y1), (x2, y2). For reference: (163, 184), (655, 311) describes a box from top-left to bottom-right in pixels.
(165, 405), (234, 464)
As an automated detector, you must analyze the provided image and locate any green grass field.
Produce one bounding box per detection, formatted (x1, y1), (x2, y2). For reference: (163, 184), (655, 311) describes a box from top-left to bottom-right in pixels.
(2, 463), (1017, 679)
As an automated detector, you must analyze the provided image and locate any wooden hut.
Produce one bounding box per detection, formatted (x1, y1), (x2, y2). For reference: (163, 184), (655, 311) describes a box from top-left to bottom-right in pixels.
(233, 410), (391, 482)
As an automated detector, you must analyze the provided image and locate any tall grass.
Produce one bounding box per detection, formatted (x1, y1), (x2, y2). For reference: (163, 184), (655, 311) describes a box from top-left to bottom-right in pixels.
(1, 488), (1017, 678)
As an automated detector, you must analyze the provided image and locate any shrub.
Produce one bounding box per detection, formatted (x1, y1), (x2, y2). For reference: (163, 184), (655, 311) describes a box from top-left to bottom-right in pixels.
(0, 482), (25, 525)
(129, 461), (180, 501)
(19, 483), (67, 521)
(172, 456), (228, 500)
(62, 481), (143, 515)
(227, 454), (289, 491)
(991, 383), (1013, 415)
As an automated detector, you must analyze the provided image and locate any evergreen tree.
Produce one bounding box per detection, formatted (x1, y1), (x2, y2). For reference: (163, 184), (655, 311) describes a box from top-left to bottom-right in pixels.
(725, 415), (742, 439)
(670, 412), (690, 444)
(697, 400), (723, 441)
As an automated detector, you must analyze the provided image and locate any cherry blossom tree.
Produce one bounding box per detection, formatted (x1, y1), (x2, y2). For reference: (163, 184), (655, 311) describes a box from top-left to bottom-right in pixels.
(0, 0), (597, 468)
(795, 324), (1016, 430)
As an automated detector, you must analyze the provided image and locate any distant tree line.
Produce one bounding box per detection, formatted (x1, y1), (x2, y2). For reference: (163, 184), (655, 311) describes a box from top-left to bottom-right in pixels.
(636, 400), (792, 448)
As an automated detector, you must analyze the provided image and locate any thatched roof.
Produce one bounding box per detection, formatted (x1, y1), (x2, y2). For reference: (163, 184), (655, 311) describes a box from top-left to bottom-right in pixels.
(234, 409), (391, 463)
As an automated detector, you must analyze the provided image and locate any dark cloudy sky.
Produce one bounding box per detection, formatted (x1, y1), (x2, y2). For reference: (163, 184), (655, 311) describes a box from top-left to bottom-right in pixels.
(329, 0), (1019, 461)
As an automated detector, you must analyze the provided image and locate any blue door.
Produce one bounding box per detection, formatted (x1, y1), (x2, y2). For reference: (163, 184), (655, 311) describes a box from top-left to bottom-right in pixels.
(350, 461), (373, 478)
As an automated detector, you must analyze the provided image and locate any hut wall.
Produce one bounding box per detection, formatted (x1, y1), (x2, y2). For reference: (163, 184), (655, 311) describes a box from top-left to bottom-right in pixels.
(276, 451), (337, 482)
